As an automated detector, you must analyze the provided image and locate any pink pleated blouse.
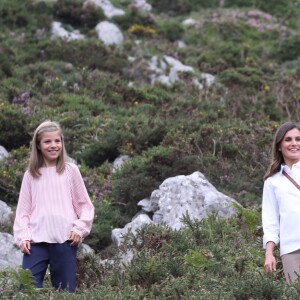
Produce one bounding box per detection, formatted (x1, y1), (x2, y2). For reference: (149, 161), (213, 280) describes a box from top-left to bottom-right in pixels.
(13, 162), (94, 246)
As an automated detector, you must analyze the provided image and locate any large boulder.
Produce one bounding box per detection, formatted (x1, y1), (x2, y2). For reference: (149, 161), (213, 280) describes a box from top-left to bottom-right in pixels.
(112, 214), (153, 247)
(0, 233), (23, 270)
(148, 55), (215, 89)
(0, 200), (12, 224)
(112, 171), (240, 247)
(51, 21), (85, 41)
(95, 21), (124, 46)
(149, 171), (239, 229)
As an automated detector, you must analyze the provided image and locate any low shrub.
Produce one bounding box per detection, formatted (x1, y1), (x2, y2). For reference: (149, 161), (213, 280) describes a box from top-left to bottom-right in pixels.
(43, 39), (129, 73)
(84, 198), (130, 251)
(156, 19), (184, 42)
(275, 34), (300, 62)
(218, 67), (264, 88)
(0, 0), (52, 29)
(77, 107), (168, 166)
(148, 0), (218, 15)
(76, 253), (104, 289)
(54, 0), (105, 29)
(224, 0), (300, 27)
(0, 51), (13, 78)
(113, 11), (155, 31)
(111, 145), (201, 212)
(0, 146), (28, 204)
(0, 100), (30, 151)
(128, 24), (156, 38)
(0, 267), (36, 297)
(0, 0), (31, 28)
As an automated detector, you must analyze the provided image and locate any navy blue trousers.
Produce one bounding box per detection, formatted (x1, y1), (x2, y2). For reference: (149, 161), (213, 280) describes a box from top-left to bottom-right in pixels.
(22, 242), (77, 292)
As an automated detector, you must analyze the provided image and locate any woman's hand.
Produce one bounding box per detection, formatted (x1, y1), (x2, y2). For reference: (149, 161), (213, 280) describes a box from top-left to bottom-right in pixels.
(264, 253), (276, 272)
(20, 240), (31, 255)
(68, 231), (81, 246)
(264, 241), (276, 272)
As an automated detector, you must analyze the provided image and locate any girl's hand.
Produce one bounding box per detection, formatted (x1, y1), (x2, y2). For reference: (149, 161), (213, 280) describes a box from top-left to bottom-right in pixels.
(68, 231), (81, 246)
(20, 240), (31, 255)
(264, 253), (276, 272)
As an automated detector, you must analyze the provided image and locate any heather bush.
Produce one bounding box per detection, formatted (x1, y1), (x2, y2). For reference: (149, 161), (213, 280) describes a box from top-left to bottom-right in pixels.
(218, 67), (265, 88)
(11, 61), (81, 102)
(275, 34), (300, 63)
(0, 0), (52, 30)
(224, 0), (300, 27)
(148, 0), (218, 15)
(111, 145), (201, 212)
(0, 78), (28, 101)
(54, 0), (105, 29)
(113, 11), (155, 31)
(156, 19), (184, 42)
(0, 267), (36, 298)
(77, 108), (168, 167)
(0, 51), (13, 78)
(184, 14), (281, 73)
(0, 101), (30, 151)
(43, 39), (129, 73)
(0, 0), (32, 28)
(84, 198), (130, 251)
(0, 146), (29, 204)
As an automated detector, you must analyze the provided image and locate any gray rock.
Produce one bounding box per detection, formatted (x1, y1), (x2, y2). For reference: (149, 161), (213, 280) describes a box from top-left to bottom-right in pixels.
(51, 21), (84, 41)
(95, 21), (124, 46)
(112, 155), (131, 172)
(113, 171), (240, 249)
(151, 171), (239, 229)
(0, 233), (23, 270)
(148, 55), (215, 89)
(78, 243), (94, 255)
(0, 200), (12, 224)
(84, 0), (125, 19)
(111, 214), (153, 247)
(0, 145), (9, 161)
(129, 0), (152, 17)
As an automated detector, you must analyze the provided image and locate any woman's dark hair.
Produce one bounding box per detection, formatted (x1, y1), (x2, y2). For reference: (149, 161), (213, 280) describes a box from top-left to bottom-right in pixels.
(264, 122), (300, 180)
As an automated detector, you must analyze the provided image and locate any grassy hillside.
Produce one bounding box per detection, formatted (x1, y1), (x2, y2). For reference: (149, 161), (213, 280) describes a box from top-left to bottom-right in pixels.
(1, 0), (300, 298)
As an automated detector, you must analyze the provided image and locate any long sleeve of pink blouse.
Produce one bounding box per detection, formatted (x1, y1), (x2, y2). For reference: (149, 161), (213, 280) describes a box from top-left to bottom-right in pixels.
(13, 162), (94, 247)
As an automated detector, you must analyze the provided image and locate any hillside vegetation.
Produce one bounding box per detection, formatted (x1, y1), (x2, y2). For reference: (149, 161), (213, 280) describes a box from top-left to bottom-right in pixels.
(1, 0), (300, 298)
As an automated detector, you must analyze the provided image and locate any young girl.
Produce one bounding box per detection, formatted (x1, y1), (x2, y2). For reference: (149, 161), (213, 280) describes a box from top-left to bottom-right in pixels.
(13, 120), (94, 292)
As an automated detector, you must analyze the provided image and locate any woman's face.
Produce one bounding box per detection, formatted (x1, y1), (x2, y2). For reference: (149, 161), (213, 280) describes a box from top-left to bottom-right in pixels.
(279, 128), (300, 168)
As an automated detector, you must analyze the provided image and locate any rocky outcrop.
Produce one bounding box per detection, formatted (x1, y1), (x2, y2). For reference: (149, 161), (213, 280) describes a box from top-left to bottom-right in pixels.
(0, 146), (8, 161)
(51, 21), (85, 41)
(84, 0), (125, 19)
(112, 171), (239, 249)
(0, 233), (23, 270)
(0, 200), (12, 224)
(95, 21), (124, 46)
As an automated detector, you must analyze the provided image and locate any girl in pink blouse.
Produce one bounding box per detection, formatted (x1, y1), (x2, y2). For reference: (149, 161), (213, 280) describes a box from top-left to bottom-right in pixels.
(13, 120), (94, 292)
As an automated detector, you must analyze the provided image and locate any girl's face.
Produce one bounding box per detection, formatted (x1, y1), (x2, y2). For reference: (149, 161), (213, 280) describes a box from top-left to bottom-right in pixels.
(279, 128), (300, 168)
(38, 130), (62, 167)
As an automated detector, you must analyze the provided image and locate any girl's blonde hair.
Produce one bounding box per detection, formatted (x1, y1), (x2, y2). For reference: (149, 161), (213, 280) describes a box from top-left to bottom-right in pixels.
(29, 120), (68, 177)
(264, 121), (300, 180)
